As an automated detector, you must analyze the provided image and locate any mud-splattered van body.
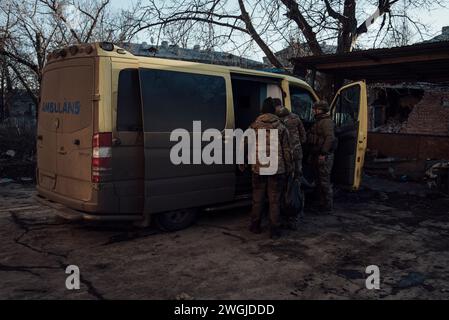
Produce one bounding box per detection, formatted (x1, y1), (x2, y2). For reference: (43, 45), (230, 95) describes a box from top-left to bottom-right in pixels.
(36, 42), (367, 230)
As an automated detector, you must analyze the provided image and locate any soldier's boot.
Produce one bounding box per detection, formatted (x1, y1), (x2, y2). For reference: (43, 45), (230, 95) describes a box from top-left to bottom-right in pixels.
(249, 221), (262, 234)
(270, 226), (282, 240)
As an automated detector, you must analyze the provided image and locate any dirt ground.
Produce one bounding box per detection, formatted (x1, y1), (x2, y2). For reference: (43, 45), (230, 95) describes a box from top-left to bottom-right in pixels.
(1, 176), (449, 300)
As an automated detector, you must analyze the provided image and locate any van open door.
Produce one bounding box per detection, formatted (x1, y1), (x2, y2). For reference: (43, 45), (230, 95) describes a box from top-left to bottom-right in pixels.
(330, 81), (368, 190)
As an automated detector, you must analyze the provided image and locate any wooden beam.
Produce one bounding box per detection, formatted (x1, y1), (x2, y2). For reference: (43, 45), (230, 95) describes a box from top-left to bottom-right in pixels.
(305, 53), (449, 70)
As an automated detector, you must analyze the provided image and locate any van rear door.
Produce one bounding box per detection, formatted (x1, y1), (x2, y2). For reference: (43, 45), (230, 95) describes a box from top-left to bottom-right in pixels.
(330, 81), (368, 190)
(38, 58), (95, 201)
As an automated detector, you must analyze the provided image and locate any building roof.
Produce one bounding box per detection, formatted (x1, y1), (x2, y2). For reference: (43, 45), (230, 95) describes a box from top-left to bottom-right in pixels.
(425, 26), (449, 43)
(291, 41), (449, 83)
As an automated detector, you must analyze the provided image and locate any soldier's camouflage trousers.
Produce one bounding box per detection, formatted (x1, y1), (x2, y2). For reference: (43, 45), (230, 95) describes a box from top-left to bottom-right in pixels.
(312, 154), (334, 211)
(251, 173), (285, 228)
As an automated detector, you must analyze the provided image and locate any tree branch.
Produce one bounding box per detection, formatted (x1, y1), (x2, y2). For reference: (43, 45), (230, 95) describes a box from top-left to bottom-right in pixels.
(324, 0), (347, 23)
(0, 48), (39, 75)
(280, 0), (323, 55)
(39, 0), (82, 43)
(7, 63), (38, 106)
(237, 0), (283, 68)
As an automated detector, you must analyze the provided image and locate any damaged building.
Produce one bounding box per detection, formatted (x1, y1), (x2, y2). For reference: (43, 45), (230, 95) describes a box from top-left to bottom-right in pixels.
(292, 33), (449, 193)
(367, 83), (449, 185)
(369, 83), (449, 136)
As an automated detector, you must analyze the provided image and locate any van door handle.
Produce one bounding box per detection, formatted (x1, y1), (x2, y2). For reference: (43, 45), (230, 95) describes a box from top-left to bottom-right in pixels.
(73, 139), (80, 146)
(37, 135), (43, 141)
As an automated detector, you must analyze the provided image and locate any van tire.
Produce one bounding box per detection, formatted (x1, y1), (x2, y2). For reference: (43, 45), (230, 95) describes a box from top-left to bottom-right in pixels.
(155, 209), (198, 232)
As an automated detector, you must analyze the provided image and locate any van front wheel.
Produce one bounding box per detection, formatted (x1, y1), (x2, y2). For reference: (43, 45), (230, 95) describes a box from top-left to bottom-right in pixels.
(155, 209), (198, 232)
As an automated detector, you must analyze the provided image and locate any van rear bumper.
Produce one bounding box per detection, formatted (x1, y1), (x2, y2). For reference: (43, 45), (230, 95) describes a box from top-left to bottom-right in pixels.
(36, 187), (142, 222)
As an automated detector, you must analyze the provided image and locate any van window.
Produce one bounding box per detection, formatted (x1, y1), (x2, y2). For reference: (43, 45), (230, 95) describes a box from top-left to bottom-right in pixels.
(290, 86), (315, 122)
(333, 84), (360, 128)
(140, 69), (227, 132)
(117, 69), (142, 131)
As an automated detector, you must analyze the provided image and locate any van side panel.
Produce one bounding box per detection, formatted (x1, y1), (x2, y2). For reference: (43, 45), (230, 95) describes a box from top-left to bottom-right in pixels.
(140, 66), (236, 214)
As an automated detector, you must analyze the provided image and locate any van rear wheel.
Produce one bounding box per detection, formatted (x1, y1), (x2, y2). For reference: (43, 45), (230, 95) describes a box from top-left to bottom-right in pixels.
(155, 208), (198, 232)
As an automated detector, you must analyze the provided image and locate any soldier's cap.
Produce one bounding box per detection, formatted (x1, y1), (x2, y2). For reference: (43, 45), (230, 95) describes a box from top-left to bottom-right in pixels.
(313, 100), (330, 112)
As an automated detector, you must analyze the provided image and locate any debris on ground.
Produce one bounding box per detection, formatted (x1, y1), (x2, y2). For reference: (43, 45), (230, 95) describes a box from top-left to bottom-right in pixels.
(426, 161), (449, 193)
(371, 118), (407, 134)
(176, 293), (195, 300)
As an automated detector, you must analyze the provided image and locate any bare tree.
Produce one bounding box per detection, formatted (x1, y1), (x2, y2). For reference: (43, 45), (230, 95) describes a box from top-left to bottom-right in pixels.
(0, 0), (137, 117)
(126, 0), (448, 69)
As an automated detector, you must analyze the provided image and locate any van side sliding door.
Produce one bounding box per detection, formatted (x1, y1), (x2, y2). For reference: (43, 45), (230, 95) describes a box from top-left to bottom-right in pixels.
(111, 59), (144, 214)
(330, 81), (368, 190)
(139, 67), (235, 215)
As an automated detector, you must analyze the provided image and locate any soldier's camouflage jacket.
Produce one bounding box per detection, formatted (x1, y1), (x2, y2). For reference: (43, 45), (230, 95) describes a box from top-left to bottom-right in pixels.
(249, 113), (293, 175)
(277, 107), (306, 161)
(307, 113), (336, 156)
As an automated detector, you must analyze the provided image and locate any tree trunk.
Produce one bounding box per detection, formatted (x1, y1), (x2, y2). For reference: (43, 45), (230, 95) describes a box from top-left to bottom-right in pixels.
(0, 62), (4, 121)
(337, 0), (357, 53)
(313, 73), (337, 104)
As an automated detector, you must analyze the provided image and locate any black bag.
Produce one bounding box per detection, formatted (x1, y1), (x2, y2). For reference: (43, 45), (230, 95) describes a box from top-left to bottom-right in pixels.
(283, 175), (304, 217)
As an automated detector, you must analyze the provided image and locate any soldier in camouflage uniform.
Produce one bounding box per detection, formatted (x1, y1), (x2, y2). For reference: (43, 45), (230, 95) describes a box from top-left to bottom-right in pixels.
(273, 98), (307, 229)
(273, 99), (307, 178)
(307, 100), (336, 214)
(247, 97), (293, 239)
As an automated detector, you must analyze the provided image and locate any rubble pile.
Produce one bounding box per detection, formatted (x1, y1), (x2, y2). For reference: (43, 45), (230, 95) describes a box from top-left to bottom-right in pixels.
(372, 117), (408, 134)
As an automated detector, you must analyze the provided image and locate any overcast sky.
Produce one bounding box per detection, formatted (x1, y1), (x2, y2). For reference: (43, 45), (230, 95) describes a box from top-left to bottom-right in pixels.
(110, 0), (449, 61)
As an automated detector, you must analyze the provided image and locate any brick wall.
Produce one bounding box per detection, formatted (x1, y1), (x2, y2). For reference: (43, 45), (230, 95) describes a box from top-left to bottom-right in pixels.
(402, 91), (449, 136)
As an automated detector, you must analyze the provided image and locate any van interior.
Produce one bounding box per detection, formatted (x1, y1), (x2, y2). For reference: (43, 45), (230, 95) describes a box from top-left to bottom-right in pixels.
(230, 76), (363, 199)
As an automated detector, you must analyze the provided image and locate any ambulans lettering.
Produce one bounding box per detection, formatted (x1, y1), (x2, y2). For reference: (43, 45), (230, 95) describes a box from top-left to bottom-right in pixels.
(41, 101), (81, 115)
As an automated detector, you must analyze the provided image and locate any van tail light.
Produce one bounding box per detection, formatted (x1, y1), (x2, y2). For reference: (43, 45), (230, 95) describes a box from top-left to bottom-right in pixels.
(92, 132), (112, 183)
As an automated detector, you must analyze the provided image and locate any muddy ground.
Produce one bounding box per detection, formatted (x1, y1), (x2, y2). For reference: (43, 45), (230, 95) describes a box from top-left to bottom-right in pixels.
(1, 176), (449, 300)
